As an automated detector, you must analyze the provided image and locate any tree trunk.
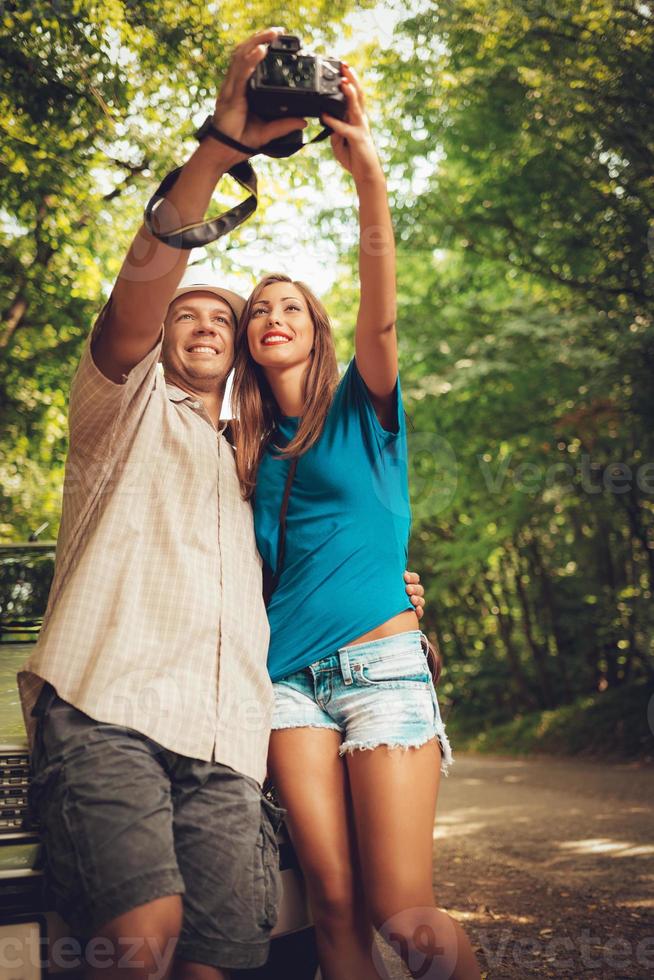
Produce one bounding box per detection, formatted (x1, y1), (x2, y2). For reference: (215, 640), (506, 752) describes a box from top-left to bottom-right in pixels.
(508, 545), (554, 708)
(484, 572), (536, 710)
(0, 292), (28, 349)
(595, 518), (622, 688)
(524, 534), (578, 695)
(618, 485), (654, 586)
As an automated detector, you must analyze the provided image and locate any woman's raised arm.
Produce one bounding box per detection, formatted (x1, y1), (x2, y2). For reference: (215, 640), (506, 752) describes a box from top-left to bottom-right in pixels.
(323, 67), (398, 426)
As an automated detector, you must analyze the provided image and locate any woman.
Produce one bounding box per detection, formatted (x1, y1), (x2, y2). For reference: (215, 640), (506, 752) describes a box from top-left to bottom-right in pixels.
(232, 66), (481, 980)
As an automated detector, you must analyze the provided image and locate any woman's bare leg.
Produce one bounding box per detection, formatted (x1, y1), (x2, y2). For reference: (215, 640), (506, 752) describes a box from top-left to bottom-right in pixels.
(268, 727), (378, 980)
(346, 739), (481, 980)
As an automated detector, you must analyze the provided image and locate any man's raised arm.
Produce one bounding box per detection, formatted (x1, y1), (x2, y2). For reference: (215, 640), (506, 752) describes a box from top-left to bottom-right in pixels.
(94, 28), (306, 383)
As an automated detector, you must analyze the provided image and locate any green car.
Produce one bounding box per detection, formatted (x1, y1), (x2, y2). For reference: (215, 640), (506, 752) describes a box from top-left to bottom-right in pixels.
(0, 542), (318, 979)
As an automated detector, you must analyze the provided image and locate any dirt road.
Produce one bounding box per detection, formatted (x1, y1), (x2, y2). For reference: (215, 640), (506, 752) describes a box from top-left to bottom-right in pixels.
(376, 752), (653, 979)
(438, 753), (653, 978)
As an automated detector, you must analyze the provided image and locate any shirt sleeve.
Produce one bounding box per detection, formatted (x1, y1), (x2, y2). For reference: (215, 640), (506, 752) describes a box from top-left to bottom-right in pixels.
(335, 357), (406, 452)
(68, 298), (164, 458)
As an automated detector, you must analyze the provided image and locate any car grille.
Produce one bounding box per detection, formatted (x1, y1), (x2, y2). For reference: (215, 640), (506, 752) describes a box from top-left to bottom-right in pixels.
(0, 748), (31, 835)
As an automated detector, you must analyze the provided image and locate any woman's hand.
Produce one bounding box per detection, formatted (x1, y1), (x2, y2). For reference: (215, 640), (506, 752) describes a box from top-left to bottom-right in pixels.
(212, 28), (307, 166)
(322, 64), (383, 184)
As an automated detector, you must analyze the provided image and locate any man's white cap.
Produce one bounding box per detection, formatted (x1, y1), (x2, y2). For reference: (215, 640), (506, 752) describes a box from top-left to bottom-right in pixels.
(169, 270), (246, 324)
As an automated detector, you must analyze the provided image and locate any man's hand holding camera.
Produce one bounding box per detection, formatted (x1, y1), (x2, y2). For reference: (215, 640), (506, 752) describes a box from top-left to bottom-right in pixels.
(210, 28), (308, 167)
(209, 29), (381, 182)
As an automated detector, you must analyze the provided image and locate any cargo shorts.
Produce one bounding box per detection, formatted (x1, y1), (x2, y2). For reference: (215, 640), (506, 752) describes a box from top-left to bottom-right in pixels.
(28, 684), (284, 971)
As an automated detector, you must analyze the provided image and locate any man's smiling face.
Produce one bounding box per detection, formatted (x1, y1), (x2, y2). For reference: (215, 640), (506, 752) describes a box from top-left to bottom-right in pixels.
(161, 291), (236, 394)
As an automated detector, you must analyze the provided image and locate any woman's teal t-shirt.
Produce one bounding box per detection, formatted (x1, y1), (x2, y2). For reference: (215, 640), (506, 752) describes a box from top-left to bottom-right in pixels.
(254, 358), (413, 682)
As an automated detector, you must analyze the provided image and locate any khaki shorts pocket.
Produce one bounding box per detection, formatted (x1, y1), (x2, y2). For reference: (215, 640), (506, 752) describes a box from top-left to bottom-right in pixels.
(255, 794), (284, 929)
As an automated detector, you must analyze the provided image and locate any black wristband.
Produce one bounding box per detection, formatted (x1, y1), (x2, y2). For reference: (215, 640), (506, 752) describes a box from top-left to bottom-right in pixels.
(195, 116), (258, 157)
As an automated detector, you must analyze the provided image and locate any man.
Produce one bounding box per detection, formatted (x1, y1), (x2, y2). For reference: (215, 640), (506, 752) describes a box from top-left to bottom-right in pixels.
(18, 28), (425, 980)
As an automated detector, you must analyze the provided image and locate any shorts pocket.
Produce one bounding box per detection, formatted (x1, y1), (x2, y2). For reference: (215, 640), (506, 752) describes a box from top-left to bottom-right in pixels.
(355, 649), (431, 689)
(29, 760), (87, 925)
(255, 795), (284, 929)
(27, 757), (61, 826)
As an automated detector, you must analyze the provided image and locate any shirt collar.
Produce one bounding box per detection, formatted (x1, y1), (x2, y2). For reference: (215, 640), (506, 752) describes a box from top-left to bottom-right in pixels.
(165, 381), (196, 403)
(164, 380), (230, 434)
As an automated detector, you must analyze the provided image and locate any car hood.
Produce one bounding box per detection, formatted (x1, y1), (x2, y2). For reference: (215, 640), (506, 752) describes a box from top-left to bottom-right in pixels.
(0, 641), (30, 749)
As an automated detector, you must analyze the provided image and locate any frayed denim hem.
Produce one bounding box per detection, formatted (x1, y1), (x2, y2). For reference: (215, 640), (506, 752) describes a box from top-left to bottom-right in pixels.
(271, 721), (342, 733)
(339, 726), (454, 777)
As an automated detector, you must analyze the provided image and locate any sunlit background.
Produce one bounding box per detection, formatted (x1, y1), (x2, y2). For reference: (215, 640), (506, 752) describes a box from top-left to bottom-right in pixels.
(1, 1), (653, 765)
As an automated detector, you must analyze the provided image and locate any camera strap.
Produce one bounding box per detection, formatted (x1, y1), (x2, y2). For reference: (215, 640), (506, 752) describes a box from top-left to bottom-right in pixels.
(143, 162), (258, 251)
(143, 120), (332, 250)
(262, 455), (299, 607)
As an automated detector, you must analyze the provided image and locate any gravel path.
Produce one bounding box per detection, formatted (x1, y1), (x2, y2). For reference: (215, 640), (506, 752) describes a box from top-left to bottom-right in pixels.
(374, 752), (654, 979)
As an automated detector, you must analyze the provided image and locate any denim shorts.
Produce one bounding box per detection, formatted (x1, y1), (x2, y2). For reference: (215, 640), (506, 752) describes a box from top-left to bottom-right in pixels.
(28, 684), (284, 970)
(271, 631), (453, 776)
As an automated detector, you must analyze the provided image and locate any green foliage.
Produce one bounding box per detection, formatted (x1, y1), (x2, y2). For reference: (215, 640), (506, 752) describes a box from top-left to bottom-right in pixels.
(448, 678), (654, 760)
(0, 0), (372, 537)
(325, 0), (654, 721)
(2, 0), (653, 740)
(389, 0), (654, 717)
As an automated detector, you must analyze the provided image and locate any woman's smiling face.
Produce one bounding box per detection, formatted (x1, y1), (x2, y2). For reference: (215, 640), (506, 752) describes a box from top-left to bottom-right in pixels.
(246, 281), (315, 371)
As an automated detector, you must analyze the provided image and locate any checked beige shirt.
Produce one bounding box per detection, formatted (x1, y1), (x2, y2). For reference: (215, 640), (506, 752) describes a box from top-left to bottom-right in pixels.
(18, 310), (272, 785)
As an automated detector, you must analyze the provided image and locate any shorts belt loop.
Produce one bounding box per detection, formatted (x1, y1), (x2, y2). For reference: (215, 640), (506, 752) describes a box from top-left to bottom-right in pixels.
(339, 649), (353, 685)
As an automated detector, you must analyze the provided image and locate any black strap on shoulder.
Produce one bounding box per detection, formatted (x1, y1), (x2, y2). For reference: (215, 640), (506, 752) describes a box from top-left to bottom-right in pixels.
(263, 456), (299, 607)
(275, 456), (299, 583)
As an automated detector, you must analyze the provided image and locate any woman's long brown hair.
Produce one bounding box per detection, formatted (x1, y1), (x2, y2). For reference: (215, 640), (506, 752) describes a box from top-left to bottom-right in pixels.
(232, 273), (339, 500)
